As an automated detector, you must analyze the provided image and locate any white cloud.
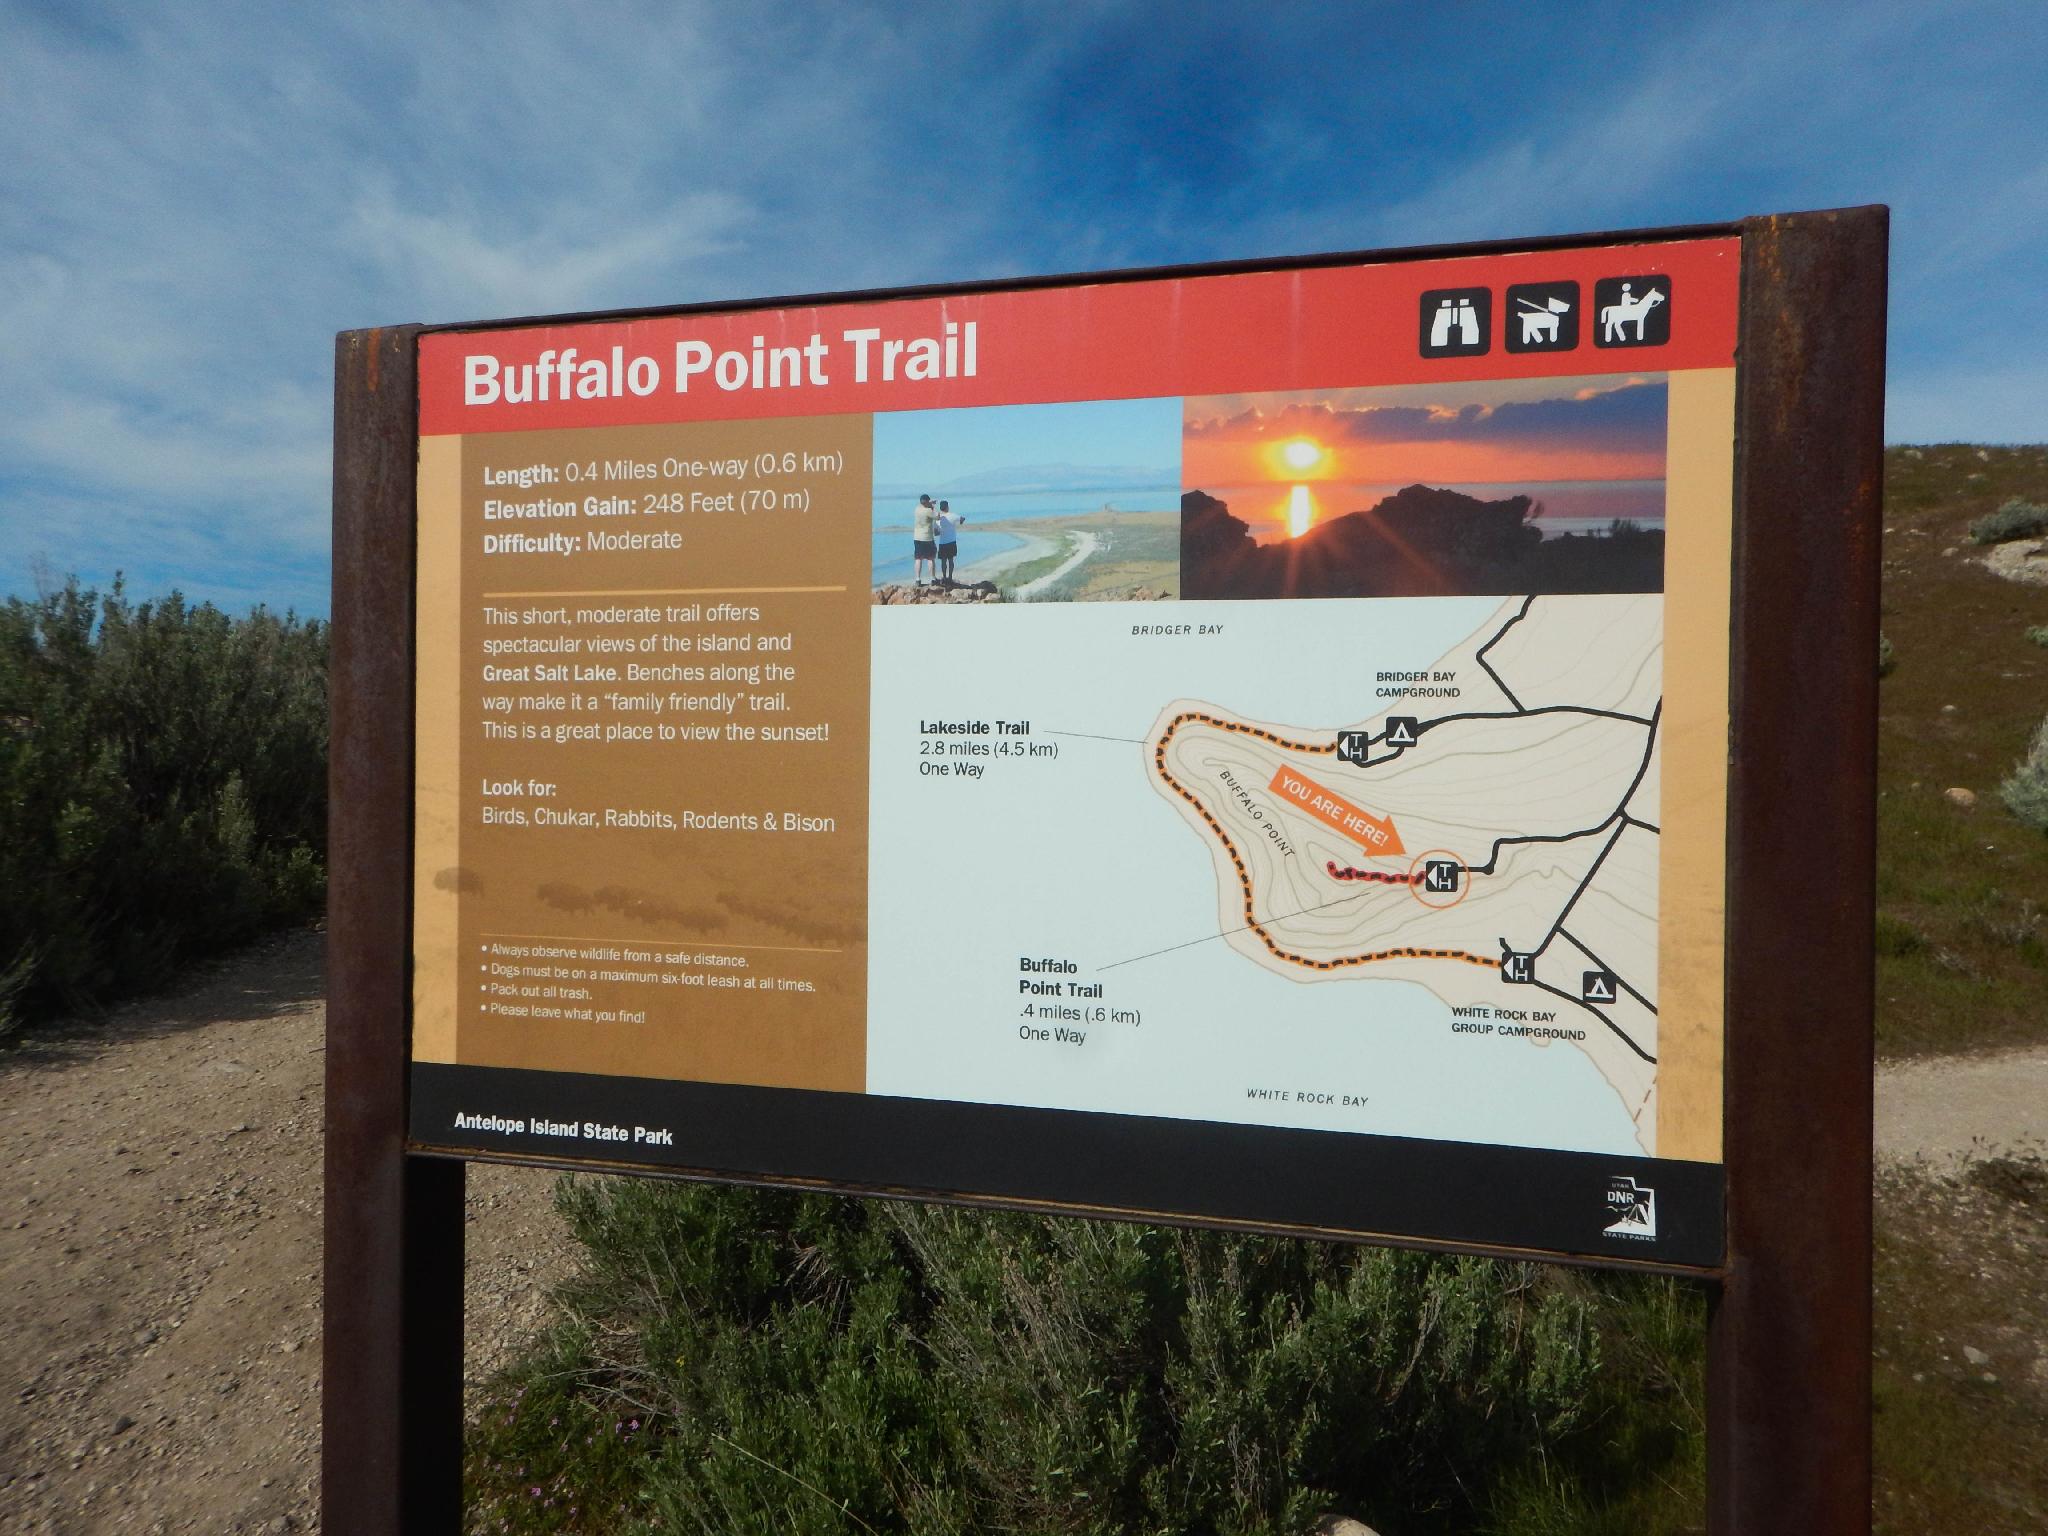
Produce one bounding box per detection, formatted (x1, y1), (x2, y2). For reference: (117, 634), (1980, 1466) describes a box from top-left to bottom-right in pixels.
(0, 0), (963, 608)
(0, 0), (2042, 617)
(346, 184), (752, 320)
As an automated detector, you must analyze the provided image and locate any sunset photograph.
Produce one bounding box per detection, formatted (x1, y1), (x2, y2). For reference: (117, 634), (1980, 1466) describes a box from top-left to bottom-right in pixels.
(1181, 376), (1670, 599)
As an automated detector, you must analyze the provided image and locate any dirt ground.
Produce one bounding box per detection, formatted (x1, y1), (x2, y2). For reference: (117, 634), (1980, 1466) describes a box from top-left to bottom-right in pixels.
(0, 928), (2041, 1533)
(0, 930), (573, 1534)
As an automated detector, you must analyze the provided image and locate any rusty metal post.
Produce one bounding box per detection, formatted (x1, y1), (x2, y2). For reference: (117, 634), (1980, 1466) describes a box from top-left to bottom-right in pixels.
(1711, 206), (1887, 1534)
(326, 324), (465, 1532)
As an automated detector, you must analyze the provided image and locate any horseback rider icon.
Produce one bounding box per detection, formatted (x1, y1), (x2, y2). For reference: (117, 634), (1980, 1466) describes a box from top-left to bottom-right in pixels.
(1597, 282), (1662, 346)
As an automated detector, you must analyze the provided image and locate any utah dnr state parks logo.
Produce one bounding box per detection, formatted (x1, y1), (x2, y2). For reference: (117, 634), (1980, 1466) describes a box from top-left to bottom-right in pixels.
(1603, 1175), (1657, 1241)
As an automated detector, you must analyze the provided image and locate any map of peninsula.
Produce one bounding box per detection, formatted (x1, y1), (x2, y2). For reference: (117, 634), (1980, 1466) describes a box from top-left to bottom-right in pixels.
(1147, 594), (1663, 1149)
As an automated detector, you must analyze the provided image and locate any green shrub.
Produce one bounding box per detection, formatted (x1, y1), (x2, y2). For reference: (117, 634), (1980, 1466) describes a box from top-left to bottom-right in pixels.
(1875, 910), (1925, 956)
(0, 577), (327, 1031)
(1968, 498), (2048, 545)
(467, 1180), (1707, 1535)
(1878, 632), (1896, 677)
(1999, 716), (2048, 833)
(2025, 625), (2048, 650)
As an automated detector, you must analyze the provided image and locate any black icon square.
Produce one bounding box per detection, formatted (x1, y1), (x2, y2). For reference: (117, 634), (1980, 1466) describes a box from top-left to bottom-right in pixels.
(1335, 730), (1370, 766)
(1423, 860), (1460, 894)
(1504, 281), (1580, 353)
(1593, 275), (1671, 348)
(1419, 287), (1490, 358)
(1502, 952), (1535, 985)
(1383, 716), (1420, 749)
(1581, 969), (1618, 1003)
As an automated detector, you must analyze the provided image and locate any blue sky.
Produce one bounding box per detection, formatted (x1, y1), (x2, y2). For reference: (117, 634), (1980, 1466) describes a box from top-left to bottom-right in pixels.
(873, 398), (1182, 500)
(3, 1), (2043, 615)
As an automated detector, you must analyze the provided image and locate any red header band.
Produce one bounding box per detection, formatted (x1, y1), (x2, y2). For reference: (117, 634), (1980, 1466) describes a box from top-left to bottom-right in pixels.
(419, 237), (1738, 436)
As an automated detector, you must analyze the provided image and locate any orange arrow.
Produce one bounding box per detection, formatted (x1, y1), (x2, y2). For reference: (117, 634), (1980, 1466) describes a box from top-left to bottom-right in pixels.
(1268, 764), (1406, 857)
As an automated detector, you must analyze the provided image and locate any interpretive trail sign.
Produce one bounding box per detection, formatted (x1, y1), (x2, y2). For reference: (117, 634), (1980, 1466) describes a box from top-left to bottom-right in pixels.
(328, 208), (1886, 1534)
(409, 234), (1739, 1264)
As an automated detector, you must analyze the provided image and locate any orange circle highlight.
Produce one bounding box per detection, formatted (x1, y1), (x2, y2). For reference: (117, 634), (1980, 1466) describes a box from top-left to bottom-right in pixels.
(1406, 848), (1471, 909)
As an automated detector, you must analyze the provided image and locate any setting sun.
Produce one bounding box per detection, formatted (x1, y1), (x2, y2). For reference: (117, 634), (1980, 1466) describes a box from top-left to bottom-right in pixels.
(1286, 484), (1314, 538)
(1281, 437), (1324, 471)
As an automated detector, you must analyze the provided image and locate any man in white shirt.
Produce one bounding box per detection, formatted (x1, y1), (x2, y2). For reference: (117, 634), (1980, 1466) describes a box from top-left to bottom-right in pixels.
(933, 500), (963, 585)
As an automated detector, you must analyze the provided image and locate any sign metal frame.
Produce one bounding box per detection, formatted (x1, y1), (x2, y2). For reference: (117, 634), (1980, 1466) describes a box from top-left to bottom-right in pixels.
(325, 205), (1884, 1533)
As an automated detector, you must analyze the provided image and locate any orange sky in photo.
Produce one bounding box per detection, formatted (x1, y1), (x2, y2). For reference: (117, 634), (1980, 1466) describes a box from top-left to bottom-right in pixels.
(1183, 378), (1669, 499)
(1183, 432), (1663, 491)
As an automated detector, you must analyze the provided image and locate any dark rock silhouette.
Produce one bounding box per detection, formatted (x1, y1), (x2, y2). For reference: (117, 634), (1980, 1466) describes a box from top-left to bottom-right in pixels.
(1180, 485), (1663, 599)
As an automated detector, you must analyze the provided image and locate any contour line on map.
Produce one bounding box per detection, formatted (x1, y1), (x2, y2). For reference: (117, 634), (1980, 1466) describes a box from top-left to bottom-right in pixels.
(1144, 594), (1664, 1148)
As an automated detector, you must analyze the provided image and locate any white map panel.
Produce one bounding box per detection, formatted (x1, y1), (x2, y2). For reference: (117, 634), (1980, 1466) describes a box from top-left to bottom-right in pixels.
(866, 594), (1661, 1158)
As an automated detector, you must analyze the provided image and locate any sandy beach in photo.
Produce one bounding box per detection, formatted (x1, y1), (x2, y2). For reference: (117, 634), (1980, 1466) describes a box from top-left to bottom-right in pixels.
(954, 529), (1054, 584)
(1011, 530), (1099, 599)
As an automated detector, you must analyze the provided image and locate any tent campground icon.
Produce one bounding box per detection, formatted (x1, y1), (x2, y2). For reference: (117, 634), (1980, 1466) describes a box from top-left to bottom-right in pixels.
(1582, 969), (1618, 1004)
(1384, 716), (1419, 749)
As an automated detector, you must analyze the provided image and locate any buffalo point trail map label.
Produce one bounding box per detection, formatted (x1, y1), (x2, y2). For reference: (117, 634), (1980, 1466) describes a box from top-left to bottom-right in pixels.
(410, 235), (1740, 1263)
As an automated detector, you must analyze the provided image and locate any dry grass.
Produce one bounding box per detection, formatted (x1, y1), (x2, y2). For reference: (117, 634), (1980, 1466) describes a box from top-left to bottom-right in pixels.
(1874, 1153), (2048, 1532)
(1876, 444), (2048, 1057)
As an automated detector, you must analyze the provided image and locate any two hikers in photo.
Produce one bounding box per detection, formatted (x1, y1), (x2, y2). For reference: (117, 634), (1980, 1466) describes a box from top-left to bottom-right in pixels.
(913, 493), (964, 585)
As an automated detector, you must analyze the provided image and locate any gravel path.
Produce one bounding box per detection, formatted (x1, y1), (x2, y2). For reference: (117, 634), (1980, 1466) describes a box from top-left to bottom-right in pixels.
(1875, 1045), (2048, 1166)
(0, 929), (574, 1534)
(1, 927), (2040, 1532)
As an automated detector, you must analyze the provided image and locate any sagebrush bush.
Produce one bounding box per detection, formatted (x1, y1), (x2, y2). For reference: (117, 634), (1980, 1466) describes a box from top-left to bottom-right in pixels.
(0, 578), (327, 1032)
(467, 1179), (1706, 1535)
(1878, 632), (1896, 676)
(1875, 910), (1925, 957)
(1968, 498), (2048, 545)
(2000, 716), (2048, 833)
(2025, 625), (2048, 649)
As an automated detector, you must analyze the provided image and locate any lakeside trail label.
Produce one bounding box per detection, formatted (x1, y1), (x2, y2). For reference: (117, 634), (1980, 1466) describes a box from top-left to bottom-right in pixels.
(409, 233), (1742, 1268)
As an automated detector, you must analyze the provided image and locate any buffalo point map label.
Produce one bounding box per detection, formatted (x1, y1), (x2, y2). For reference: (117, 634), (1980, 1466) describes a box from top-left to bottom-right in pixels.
(410, 237), (1740, 1265)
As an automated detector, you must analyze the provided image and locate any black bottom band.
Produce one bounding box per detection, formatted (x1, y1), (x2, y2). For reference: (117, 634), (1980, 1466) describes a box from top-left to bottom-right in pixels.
(410, 1062), (1723, 1269)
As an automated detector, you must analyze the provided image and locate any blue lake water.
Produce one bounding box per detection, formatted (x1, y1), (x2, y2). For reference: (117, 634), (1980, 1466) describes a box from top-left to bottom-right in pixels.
(871, 529), (1026, 586)
(869, 488), (1177, 586)
(866, 480), (1665, 580)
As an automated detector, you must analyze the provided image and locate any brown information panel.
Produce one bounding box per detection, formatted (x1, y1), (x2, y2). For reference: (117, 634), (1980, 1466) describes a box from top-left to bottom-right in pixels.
(409, 234), (1743, 1267)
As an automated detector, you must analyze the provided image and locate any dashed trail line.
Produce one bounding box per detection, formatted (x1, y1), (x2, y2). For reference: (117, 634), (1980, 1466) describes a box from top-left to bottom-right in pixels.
(1152, 711), (1498, 974)
(1327, 863), (1421, 885)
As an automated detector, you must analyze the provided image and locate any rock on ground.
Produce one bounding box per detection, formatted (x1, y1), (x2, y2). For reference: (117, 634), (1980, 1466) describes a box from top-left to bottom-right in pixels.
(1982, 538), (2048, 586)
(872, 580), (1002, 604)
(0, 929), (574, 1534)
